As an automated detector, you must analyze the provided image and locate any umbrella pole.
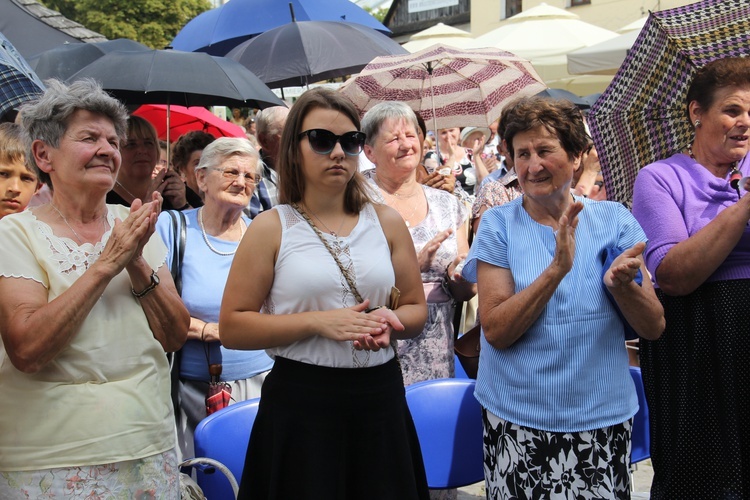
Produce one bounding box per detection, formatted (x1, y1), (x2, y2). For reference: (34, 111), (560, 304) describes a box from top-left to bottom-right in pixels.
(428, 63), (440, 163)
(166, 99), (171, 168)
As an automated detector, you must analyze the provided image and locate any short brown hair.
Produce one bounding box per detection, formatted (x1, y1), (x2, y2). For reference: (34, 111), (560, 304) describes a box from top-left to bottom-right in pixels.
(0, 122), (28, 168)
(277, 88), (371, 213)
(686, 57), (750, 125)
(503, 97), (588, 161)
(171, 131), (215, 174)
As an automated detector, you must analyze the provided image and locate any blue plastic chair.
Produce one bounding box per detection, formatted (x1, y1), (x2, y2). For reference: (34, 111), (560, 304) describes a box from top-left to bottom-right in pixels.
(629, 366), (650, 465)
(405, 378), (484, 489)
(190, 397), (260, 499)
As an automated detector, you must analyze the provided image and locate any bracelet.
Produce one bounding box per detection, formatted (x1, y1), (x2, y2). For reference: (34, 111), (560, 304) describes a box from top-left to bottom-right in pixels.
(201, 322), (208, 342)
(131, 269), (160, 298)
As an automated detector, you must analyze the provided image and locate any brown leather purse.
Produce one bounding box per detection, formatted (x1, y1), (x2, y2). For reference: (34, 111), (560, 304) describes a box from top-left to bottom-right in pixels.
(454, 323), (481, 379)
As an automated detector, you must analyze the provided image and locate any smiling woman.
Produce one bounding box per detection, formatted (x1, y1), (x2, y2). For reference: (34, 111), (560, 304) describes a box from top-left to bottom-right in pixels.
(463, 96), (664, 499)
(0, 79), (189, 497)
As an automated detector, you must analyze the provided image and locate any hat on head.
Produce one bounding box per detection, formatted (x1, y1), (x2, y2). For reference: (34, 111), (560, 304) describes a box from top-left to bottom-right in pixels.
(460, 126), (491, 146)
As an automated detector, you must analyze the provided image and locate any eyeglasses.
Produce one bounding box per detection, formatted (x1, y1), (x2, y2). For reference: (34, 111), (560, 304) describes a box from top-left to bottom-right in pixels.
(298, 129), (366, 156)
(212, 167), (261, 184)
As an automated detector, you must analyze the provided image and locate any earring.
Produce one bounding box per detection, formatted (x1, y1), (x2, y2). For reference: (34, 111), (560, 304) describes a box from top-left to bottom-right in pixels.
(694, 119), (701, 127)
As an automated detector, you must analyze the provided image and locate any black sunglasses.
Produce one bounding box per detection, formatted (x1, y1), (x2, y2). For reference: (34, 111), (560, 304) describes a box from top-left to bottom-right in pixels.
(298, 129), (366, 156)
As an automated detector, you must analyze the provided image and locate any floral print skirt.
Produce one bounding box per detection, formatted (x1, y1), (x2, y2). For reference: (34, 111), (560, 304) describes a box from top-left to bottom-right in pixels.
(0, 449), (179, 499)
(482, 409), (632, 500)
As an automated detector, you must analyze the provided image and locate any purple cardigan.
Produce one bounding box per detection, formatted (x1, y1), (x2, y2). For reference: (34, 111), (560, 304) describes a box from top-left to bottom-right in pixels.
(632, 152), (750, 286)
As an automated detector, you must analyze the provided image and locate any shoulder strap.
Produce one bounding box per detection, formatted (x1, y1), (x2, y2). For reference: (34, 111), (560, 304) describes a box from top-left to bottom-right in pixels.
(291, 203), (364, 303)
(166, 210), (187, 295)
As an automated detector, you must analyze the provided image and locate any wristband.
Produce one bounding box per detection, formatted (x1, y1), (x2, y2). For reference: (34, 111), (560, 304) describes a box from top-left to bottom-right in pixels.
(131, 269), (160, 298)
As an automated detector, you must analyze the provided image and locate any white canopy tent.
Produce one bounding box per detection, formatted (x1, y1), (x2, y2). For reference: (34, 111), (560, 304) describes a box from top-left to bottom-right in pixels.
(470, 3), (618, 94)
(566, 17), (647, 75)
(402, 23), (475, 53)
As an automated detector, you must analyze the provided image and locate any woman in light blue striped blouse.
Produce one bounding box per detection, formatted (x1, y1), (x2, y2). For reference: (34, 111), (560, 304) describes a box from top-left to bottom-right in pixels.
(462, 97), (664, 499)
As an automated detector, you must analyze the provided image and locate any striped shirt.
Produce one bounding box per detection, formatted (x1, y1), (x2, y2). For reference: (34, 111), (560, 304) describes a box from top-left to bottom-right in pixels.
(463, 196), (644, 432)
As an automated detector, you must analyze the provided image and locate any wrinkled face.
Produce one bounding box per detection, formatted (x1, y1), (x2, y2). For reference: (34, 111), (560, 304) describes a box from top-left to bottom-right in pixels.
(0, 159), (38, 218)
(364, 117), (421, 175)
(691, 85), (750, 166)
(197, 154), (258, 210)
(36, 109), (121, 195)
(513, 125), (580, 200)
(120, 131), (158, 182)
(299, 108), (360, 190)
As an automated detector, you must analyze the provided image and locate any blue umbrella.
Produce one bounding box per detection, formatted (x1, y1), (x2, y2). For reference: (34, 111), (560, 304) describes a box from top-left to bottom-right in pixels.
(0, 30), (44, 120)
(171, 0), (390, 56)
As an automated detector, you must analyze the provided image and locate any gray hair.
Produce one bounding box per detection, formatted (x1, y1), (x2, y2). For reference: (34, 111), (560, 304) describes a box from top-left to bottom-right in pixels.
(20, 79), (129, 189)
(256, 106), (289, 137)
(361, 101), (420, 146)
(196, 137), (264, 175)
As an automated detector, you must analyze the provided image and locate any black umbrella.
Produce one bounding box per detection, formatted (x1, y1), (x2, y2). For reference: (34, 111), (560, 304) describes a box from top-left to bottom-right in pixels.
(29, 39), (150, 81)
(67, 49), (284, 109)
(226, 20), (408, 89)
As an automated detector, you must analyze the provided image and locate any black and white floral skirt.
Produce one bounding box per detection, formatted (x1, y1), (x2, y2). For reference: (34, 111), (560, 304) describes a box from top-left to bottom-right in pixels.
(482, 409), (632, 500)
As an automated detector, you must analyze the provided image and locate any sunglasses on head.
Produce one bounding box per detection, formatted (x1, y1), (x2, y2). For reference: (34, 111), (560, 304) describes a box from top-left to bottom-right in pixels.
(298, 129), (366, 156)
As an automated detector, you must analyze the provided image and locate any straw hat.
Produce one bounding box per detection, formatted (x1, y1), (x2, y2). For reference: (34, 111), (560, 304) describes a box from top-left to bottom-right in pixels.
(460, 126), (492, 147)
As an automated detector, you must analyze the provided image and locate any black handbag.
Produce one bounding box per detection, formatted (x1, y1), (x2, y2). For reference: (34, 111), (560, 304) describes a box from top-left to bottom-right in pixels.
(454, 323), (480, 379)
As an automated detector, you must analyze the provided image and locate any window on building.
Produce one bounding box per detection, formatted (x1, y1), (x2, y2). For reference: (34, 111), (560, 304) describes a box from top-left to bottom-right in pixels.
(503, 0), (522, 18)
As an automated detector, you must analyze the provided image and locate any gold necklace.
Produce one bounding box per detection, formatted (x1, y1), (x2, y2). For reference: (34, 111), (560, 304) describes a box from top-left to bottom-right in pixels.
(377, 185), (422, 227)
(304, 204), (346, 238)
(50, 203), (105, 245)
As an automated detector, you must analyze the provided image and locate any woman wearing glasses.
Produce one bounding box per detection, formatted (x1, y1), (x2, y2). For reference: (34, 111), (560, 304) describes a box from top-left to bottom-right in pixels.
(155, 137), (273, 462)
(220, 88), (429, 499)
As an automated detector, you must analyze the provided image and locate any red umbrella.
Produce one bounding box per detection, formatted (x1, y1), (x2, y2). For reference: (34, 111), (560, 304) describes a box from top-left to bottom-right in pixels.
(133, 104), (246, 141)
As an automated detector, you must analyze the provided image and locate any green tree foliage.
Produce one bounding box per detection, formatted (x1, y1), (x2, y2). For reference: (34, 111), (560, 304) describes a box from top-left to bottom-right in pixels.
(41, 0), (211, 49)
(363, 6), (388, 23)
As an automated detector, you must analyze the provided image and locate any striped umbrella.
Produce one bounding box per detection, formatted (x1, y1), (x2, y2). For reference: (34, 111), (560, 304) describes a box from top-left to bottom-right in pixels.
(340, 43), (546, 131)
(588, 0), (750, 207)
(0, 30), (44, 120)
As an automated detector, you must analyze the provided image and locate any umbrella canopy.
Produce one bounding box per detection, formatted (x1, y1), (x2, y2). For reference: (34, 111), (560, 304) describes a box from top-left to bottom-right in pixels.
(567, 29), (640, 76)
(133, 104), (246, 141)
(171, 0), (390, 56)
(588, 0), (750, 207)
(1, 30), (44, 120)
(402, 23), (475, 53)
(29, 38), (150, 81)
(67, 49), (285, 109)
(340, 44), (547, 130)
(226, 20), (407, 89)
(471, 3), (617, 93)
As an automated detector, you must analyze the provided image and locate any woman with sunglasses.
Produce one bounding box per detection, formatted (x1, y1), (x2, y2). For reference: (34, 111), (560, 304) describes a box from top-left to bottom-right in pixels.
(220, 88), (429, 499)
(155, 138), (273, 462)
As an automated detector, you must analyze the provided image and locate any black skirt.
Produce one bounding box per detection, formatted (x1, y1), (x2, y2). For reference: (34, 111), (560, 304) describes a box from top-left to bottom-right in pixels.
(238, 356), (430, 500)
(641, 279), (750, 499)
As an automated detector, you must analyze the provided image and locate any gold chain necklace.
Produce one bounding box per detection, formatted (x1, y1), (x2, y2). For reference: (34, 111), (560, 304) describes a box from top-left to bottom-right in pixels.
(303, 204), (346, 238)
(50, 203), (106, 245)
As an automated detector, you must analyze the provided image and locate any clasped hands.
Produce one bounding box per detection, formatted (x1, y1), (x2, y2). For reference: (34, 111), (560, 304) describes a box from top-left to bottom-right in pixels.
(319, 299), (404, 352)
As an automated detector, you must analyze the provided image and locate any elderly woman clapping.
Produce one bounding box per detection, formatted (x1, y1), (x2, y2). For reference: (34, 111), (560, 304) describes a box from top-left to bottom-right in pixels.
(156, 137), (273, 461)
(462, 97), (664, 499)
(0, 79), (189, 497)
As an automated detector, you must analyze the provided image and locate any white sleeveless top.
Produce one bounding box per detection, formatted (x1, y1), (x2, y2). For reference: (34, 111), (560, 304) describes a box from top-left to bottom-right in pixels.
(265, 203), (396, 367)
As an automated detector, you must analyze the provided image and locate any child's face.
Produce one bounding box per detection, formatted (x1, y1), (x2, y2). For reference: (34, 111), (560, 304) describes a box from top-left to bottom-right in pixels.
(0, 159), (39, 218)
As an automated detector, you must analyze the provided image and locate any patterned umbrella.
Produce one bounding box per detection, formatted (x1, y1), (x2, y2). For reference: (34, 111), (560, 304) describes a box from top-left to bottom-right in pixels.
(588, 0), (750, 207)
(0, 30), (44, 120)
(340, 44), (547, 130)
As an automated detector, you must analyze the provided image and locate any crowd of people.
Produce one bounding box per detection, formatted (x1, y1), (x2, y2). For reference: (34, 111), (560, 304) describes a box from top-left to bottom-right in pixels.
(0, 55), (749, 499)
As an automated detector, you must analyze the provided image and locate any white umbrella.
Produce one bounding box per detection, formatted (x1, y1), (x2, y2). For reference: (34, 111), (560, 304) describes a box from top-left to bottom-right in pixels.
(402, 23), (475, 53)
(470, 2), (618, 94)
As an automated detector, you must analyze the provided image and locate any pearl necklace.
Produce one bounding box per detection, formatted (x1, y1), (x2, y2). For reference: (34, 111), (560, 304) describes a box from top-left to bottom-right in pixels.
(198, 207), (246, 256)
(50, 203), (106, 245)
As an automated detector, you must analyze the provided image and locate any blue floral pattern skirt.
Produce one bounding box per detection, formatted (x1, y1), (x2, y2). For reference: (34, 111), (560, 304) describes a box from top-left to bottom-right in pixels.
(482, 409), (632, 500)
